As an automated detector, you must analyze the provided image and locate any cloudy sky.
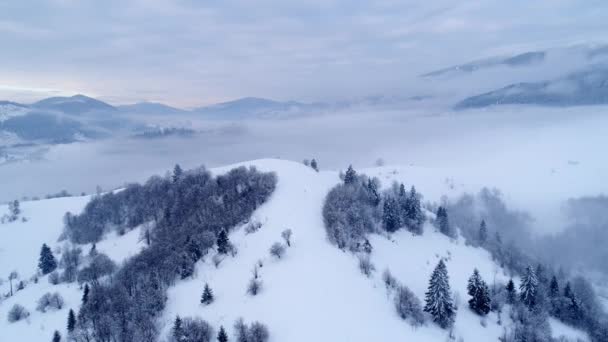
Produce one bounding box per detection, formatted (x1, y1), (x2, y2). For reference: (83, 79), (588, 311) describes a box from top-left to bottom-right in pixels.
(1, 0), (606, 107)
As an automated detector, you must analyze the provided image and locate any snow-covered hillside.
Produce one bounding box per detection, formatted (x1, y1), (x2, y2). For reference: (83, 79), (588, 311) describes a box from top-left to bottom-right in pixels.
(0, 159), (590, 341)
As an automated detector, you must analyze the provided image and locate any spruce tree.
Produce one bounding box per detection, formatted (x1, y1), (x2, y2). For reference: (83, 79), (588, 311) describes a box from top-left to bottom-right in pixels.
(172, 315), (183, 341)
(52, 330), (61, 342)
(406, 186), (424, 234)
(173, 164), (183, 183)
(201, 283), (214, 305)
(467, 269), (491, 315)
(424, 259), (455, 329)
(366, 178), (380, 206)
(310, 159), (318, 172)
(39, 243), (58, 275)
(217, 325), (228, 342)
(382, 197), (399, 232)
(67, 309), (76, 332)
(549, 276), (560, 298)
(217, 229), (230, 255)
(344, 165), (357, 185)
(436, 207), (453, 238)
(82, 284), (90, 304)
(564, 282), (573, 299)
(506, 279), (517, 304)
(520, 265), (538, 309)
(478, 220), (488, 245)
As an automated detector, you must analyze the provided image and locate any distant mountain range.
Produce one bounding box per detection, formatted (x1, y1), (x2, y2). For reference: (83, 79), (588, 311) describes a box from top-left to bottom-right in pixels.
(454, 66), (608, 109)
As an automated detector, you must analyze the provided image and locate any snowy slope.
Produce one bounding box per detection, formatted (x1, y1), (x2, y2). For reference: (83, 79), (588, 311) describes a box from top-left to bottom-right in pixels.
(0, 159), (590, 342)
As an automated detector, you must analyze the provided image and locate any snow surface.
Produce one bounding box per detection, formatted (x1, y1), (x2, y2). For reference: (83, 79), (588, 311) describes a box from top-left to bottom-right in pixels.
(0, 159), (591, 341)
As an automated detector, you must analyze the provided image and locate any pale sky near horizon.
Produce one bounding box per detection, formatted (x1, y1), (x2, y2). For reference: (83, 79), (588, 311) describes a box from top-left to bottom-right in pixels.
(1, 0), (607, 107)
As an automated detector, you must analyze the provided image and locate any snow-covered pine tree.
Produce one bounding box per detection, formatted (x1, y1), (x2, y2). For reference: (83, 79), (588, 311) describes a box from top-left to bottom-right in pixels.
(366, 178), (380, 206)
(436, 207), (453, 238)
(201, 283), (214, 305)
(344, 165), (357, 185)
(406, 186), (424, 235)
(67, 308), (76, 332)
(52, 330), (61, 342)
(467, 269), (491, 315)
(478, 220), (488, 245)
(217, 325), (228, 342)
(424, 259), (455, 329)
(506, 279), (517, 304)
(39, 243), (58, 275)
(217, 229), (230, 255)
(383, 197), (399, 232)
(520, 265), (539, 309)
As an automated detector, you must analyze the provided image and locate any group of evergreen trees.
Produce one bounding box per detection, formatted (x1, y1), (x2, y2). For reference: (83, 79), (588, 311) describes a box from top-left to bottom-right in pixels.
(323, 165), (425, 251)
(171, 316), (268, 342)
(52, 164), (277, 342)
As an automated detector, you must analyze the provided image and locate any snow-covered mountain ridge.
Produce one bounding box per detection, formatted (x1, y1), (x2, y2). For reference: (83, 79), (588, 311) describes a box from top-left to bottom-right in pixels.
(0, 159), (592, 342)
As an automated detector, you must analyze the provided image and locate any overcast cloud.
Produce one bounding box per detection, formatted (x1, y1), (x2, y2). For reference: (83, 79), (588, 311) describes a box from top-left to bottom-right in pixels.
(1, 0), (607, 106)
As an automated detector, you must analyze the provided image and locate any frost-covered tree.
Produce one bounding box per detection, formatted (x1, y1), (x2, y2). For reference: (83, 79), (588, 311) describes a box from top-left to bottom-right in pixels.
(405, 186), (424, 234)
(201, 283), (214, 305)
(344, 165), (357, 185)
(281, 229), (292, 247)
(8, 199), (20, 221)
(36, 292), (64, 312)
(248, 278), (262, 296)
(67, 309), (76, 332)
(478, 220), (488, 245)
(7, 304), (29, 322)
(248, 322), (269, 342)
(39, 243), (58, 275)
(217, 229), (230, 255)
(395, 285), (425, 326)
(8, 270), (18, 296)
(436, 207), (454, 238)
(520, 265), (538, 309)
(269, 242), (286, 259)
(383, 197), (400, 232)
(467, 269), (491, 315)
(424, 260), (455, 329)
(217, 325), (228, 342)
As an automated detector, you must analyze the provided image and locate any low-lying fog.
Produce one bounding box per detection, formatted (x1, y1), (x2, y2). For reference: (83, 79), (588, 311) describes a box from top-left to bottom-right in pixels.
(2, 105), (607, 238)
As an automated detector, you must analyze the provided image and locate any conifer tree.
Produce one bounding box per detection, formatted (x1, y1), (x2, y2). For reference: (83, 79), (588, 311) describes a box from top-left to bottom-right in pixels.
(201, 283), (214, 305)
(424, 259), (455, 329)
(366, 178), (380, 206)
(564, 282), (573, 299)
(217, 229), (230, 255)
(478, 220), (488, 245)
(436, 207), (453, 238)
(173, 164), (183, 183)
(173, 315), (183, 341)
(67, 309), (76, 333)
(52, 330), (61, 342)
(344, 165), (357, 185)
(310, 159), (318, 172)
(406, 186), (424, 234)
(506, 279), (517, 304)
(549, 276), (560, 298)
(467, 269), (491, 315)
(520, 265), (539, 309)
(82, 284), (90, 304)
(39, 243), (58, 275)
(217, 325), (228, 342)
(382, 197), (399, 232)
